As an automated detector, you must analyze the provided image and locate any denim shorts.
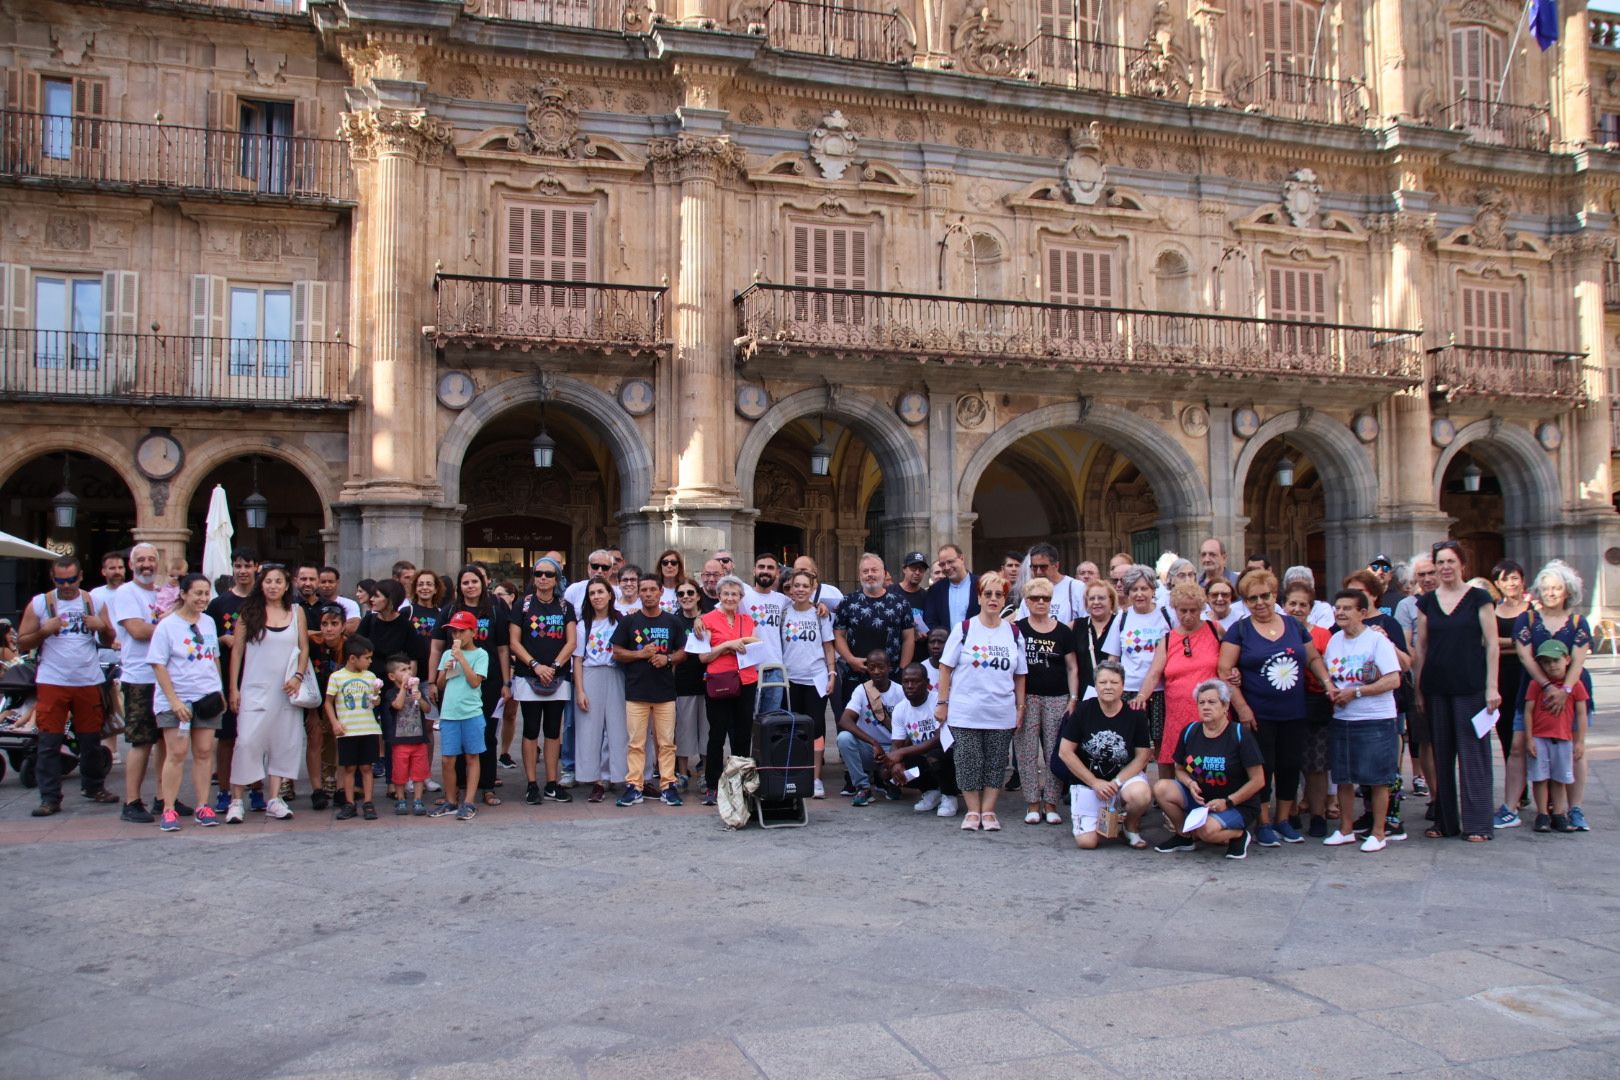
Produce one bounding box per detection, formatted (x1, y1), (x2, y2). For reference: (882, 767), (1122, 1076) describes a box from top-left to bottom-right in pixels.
(1329, 716), (1399, 787)
(1527, 737), (1574, 784)
(1171, 780), (1249, 831)
(439, 715), (486, 757)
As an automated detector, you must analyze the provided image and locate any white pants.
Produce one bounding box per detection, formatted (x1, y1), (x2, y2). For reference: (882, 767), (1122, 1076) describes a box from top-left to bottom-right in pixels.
(232, 699), (307, 785)
(1070, 772), (1150, 837)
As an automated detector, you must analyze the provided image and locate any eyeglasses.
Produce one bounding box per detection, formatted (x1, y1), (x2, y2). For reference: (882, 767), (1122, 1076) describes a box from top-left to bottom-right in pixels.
(676, 589), (698, 598)
(1029, 562), (1051, 572)
(981, 589), (1006, 599)
(619, 578), (638, 585)
(1431, 541), (1461, 556)
(589, 562), (611, 572)
(533, 570), (556, 579)
(1245, 591), (1274, 603)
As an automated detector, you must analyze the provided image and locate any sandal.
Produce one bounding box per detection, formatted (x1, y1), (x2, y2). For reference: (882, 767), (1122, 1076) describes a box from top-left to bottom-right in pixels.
(1424, 828), (1447, 839)
(1465, 833), (1492, 843)
(981, 812), (1001, 831)
(1125, 831), (1148, 849)
(961, 812), (981, 831)
(482, 791), (502, 807)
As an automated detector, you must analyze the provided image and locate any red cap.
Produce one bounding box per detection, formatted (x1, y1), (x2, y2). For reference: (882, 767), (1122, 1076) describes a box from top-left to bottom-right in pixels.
(446, 611), (479, 631)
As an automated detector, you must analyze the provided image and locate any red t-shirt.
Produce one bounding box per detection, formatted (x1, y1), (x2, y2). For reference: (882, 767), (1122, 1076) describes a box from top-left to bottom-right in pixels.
(1525, 680), (1589, 741)
(700, 609), (759, 686)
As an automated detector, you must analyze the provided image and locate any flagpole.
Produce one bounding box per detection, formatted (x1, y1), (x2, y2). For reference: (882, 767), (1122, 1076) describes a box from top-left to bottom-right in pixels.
(1494, 0), (1535, 108)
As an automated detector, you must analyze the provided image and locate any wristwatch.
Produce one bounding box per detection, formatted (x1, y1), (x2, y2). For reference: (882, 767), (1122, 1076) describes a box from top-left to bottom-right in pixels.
(1354, 688), (1362, 699)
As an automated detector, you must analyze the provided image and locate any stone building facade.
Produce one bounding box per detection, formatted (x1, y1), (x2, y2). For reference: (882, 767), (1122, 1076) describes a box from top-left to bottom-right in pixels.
(2, 0), (1618, 612)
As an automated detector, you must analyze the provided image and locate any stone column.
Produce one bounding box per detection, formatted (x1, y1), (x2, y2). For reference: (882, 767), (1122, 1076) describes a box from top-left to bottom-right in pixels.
(926, 390), (960, 552)
(1205, 404), (1240, 555)
(1558, 0), (1594, 147)
(1190, 4), (1225, 107)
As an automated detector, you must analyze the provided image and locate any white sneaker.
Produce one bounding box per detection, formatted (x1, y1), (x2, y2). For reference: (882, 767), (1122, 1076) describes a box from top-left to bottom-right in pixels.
(425, 779), (442, 792)
(1360, 834), (1387, 853)
(936, 795), (959, 818)
(1024, 809), (1042, 825)
(558, 769), (575, 788)
(1323, 829), (1357, 846)
(1044, 810), (1063, 825)
(812, 779), (826, 799)
(266, 797), (294, 820)
(913, 790), (942, 813)
(225, 799), (245, 825)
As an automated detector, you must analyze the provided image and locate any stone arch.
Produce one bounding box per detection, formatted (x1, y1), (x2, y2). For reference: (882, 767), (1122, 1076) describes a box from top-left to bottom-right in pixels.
(1433, 420), (1561, 533)
(1232, 410), (1377, 525)
(173, 437), (343, 531)
(957, 402), (1212, 548)
(437, 374), (653, 517)
(0, 431), (147, 513)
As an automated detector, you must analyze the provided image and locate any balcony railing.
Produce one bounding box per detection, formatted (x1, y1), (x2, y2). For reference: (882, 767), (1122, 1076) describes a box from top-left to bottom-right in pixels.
(1437, 96), (1552, 152)
(1606, 260), (1620, 310)
(1592, 16), (1620, 49)
(462, 0), (651, 31)
(431, 274), (669, 355)
(1017, 34), (1156, 96)
(1237, 64), (1368, 126)
(762, 0), (908, 64)
(0, 111), (354, 204)
(1428, 344), (1587, 404)
(0, 329), (351, 409)
(735, 284), (1424, 386)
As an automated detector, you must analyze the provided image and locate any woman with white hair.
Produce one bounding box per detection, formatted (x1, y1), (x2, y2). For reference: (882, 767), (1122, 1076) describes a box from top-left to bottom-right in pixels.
(1282, 566), (1335, 629)
(1102, 564), (1172, 750)
(1153, 678), (1267, 859)
(1513, 559), (1594, 831)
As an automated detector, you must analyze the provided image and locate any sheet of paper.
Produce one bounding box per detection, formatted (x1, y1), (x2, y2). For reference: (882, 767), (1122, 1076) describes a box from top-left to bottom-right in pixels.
(1469, 707), (1499, 740)
(1181, 806), (1210, 834)
(737, 641), (771, 670)
(938, 722), (954, 752)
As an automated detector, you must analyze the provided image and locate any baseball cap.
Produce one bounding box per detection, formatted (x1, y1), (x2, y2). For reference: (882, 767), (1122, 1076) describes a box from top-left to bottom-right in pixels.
(446, 611), (479, 631)
(903, 551), (928, 568)
(1368, 553), (1392, 570)
(1535, 639), (1570, 661)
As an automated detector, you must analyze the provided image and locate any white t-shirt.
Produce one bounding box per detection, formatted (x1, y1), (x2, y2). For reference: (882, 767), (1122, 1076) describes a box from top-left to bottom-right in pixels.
(1323, 628), (1400, 721)
(1202, 607), (1242, 632)
(563, 580), (589, 614)
(90, 584), (125, 664)
(1016, 575), (1083, 625)
(1101, 607), (1171, 692)
(1307, 600), (1335, 631)
(111, 581), (163, 684)
(31, 592), (103, 687)
(329, 595), (362, 623)
(780, 604), (834, 687)
(659, 587), (679, 615)
(742, 587), (789, 666)
(940, 617), (1028, 731)
(890, 690), (940, 745)
(578, 617), (618, 668)
(845, 679), (906, 744)
(613, 594), (641, 616)
(921, 658), (941, 695)
(147, 613), (222, 715)
(812, 583), (845, 614)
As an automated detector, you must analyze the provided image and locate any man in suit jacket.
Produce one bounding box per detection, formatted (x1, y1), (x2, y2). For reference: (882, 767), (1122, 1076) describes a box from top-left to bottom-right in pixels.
(922, 543), (979, 631)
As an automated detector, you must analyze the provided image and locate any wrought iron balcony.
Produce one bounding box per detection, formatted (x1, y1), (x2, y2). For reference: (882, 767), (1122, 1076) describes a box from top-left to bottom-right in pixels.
(0, 329), (352, 409)
(1428, 344), (1587, 404)
(461, 0), (652, 31)
(0, 111), (354, 204)
(1437, 96), (1552, 152)
(1017, 34), (1163, 97)
(1592, 16), (1620, 49)
(735, 284), (1424, 386)
(430, 274), (669, 356)
(1236, 64), (1368, 126)
(762, 0), (909, 64)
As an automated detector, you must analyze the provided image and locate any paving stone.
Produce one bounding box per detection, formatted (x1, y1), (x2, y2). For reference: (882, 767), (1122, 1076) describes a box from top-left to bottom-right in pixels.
(735, 1022), (926, 1080)
(886, 1009), (1072, 1068)
(1471, 984), (1620, 1038)
(1029, 976), (1322, 1048)
(940, 1052), (1118, 1079)
(1362, 1000), (1574, 1063)
(1378, 950), (1560, 997)
(1275, 962), (1452, 1010)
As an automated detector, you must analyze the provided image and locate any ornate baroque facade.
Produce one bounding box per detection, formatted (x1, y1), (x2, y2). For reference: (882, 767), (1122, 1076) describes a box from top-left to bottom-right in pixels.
(2, 0), (1619, 609)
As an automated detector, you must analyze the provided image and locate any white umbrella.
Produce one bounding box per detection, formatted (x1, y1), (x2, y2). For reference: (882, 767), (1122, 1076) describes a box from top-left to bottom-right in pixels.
(0, 529), (59, 559)
(200, 484), (235, 595)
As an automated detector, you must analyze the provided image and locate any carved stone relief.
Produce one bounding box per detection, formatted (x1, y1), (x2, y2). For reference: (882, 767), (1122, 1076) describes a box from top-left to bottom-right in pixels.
(809, 111), (859, 181)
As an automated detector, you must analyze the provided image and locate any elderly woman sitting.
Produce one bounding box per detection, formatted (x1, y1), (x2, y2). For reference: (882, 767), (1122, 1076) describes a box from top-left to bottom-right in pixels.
(1056, 660), (1153, 850)
(1152, 679), (1267, 860)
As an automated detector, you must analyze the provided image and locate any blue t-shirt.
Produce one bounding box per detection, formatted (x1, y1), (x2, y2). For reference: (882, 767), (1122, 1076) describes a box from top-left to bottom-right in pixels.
(1224, 615), (1311, 722)
(438, 646), (489, 721)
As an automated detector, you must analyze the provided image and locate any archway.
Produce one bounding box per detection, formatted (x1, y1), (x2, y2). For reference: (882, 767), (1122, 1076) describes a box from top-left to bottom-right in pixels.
(1241, 441), (1326, 581)
(0, 449), (136, 609)
(184, 456), (327, 570)
(1433, 420), (1563, 576)
(735, 387), (929, 576)
(970, 438), (1083, 570)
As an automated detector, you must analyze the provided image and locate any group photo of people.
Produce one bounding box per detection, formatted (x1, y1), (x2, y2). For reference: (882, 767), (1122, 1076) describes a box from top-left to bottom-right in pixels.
(3, 535), (1593, 857)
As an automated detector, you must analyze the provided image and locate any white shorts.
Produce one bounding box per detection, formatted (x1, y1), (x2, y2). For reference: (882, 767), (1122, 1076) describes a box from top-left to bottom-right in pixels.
(1070, 772), (1150, 837)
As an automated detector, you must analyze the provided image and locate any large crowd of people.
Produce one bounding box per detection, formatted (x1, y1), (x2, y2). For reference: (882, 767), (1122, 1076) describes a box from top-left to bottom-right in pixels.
(3, 535), (1595, 856)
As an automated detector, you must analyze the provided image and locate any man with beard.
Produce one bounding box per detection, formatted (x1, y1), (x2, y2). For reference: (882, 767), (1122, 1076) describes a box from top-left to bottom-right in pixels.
(294, 562), (322, 627)
(742, 554), (789, 712)
(698, 558), (723, 612)
(113, 543), (168, 822)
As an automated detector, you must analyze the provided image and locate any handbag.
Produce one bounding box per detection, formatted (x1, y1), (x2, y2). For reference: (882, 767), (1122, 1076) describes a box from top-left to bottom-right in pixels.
(189, 691), (226, 720)
(705, 669), (742, 700)
(285, 650), (321, 708)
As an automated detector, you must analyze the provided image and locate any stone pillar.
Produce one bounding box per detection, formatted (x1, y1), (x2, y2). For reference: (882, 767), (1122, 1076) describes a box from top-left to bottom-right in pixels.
(1190, 4), (1225, 107)
(926, 390), (960, 552)
(1558, 0), (1594, 147)
(1205, 404), (1240, 555)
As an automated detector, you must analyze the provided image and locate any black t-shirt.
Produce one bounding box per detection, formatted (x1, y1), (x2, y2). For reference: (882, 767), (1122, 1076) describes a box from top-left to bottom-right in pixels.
(1017, 618), (1076, 698)
(1417, 587), (1493, 696)
(834, 589), (914, 670)
(358, 611), (419, 683)
(515, 593), (576, 679)
(674, 613), (707, 696)
(1060, 697), (1149, 781)
(890, 584), (926, 633)
(434, 601), (510, 705)
(1074, 617), (1110, 692)
(205, 589), (249, 687)
(611, 611), (688, 703)
(1175, 720), (1264, 813)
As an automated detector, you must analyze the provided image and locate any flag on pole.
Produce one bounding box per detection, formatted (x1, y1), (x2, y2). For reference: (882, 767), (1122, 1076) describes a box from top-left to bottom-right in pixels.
(1529, 0), (1559, 51)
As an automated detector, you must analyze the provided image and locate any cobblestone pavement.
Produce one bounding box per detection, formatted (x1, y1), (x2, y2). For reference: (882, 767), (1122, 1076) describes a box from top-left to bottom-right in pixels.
(4, 664), (1620, 1078)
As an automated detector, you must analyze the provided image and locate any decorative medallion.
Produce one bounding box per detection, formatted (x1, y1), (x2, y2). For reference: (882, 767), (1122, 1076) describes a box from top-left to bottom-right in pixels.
(1431, 417), (1457, 448)
(1282, 168), (1322, 229)
(1062, 122), (1106, 206)
(508, 78), (587, 158)
(896, 391), (929, 426)
(955, 394), (989, 430)
(436, 371), (476, 410)
(1536, 421), (1562, 451)
(1232, 407), (1261, 439)
(735, 383), (770, 420)
(618, 378), (654, 417)
(1179, 405), (1210, 439)
(1351, 413), (1380, 443)
(809, 111), (860, 181)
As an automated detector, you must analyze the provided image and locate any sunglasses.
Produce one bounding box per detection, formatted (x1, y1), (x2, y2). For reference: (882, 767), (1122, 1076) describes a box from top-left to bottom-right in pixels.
(589, 562), (611, 571)
(1245, 592), (1275, 603)
(53, 575), (79, 585)
(1027, 595), (1050, 603)
(261, 562), (286, 572)
(1030, 563), (1051, 572)
(677, 589), (698, 598)
(982, 589), (1006, 599)
(661, 558), (680, 566)
(533, 570), (556, 579)
(189, 624), (205, 647)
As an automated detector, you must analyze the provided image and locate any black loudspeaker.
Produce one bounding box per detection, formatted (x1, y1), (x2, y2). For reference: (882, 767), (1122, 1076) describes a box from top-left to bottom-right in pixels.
(752, 710), (815, 802)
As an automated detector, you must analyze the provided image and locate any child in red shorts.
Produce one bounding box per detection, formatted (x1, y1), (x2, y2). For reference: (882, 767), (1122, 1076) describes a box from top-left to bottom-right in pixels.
(386, 655), (430, 815)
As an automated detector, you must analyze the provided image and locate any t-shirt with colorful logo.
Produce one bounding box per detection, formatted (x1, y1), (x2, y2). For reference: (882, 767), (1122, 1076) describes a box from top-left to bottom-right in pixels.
(611, 610), (689, 703)
(518, 594), (575, 676)
(146, 613), (222, 715)
(111, 581), (163, 684)
(1224, 615), (1313, 721)
(781, 605), (835, 687)
(1101, 607), (1172, 692)
(845, 679), (907, 745)
(888, 690), (940, 745)
(1322, 628), (1399, 722)
(580, 617), (618, 667)
(741, 587), (789, 666)
(939, 618), (1028, 731)
(327, 666), (382, 737)
(1176, 719), (1264, 816)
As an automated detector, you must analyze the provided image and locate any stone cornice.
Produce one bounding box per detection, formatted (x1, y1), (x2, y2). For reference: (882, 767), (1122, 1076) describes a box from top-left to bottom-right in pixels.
(647, 133), (748, 182)
(339, 106), (456, 162)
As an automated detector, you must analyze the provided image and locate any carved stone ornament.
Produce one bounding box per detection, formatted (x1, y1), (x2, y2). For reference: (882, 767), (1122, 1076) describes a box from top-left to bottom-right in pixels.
(241, 226), (280, 262)
(1126, 1), (1189, 100)
(45, 213), (90, 251)
(1179, 405), (1210, 439)
(618, 378), (655, 417)
(896, 391), (929, 426)
(1431, 417), (1457, 449)
(1471, 188), (1512, 251)
(648, 134), (749, 182)
(955, 394), (989, 430)
(951, 2), (1024, 77)
(1232, 407), (1261, 439)
(1537, 422), (1563, 451)
(150, 480), (170, 517)
(1062, 122), (1106, 206)
(508, 79), (590, 159)
(246, 49), (288, 87)
(736, 383), (770, 420)
(338, 108), (455, 163)
(755, 462), (804, 512)
(809, 111), (860, 181)
(50, 27), (95, 67)
(1281, 168), (1322, 229)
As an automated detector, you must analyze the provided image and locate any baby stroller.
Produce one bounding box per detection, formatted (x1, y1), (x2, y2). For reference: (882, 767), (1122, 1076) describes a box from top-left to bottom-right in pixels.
(0, 660), (114, 789)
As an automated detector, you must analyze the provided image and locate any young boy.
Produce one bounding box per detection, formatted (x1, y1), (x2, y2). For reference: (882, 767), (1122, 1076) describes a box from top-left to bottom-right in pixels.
(885, 662), (959, 818)
(1525, 639), (1588, 834)
(386, 654), (430, 816)
(921, 628), (949, 695)
(305, 603), (348, 809)
(834, 649), (907, 807)
(434, 611), (488, 821)
(325, 635), (382, 821)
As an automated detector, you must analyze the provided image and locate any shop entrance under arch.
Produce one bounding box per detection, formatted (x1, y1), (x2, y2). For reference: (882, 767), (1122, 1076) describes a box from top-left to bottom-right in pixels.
(0, 450), (136, 610)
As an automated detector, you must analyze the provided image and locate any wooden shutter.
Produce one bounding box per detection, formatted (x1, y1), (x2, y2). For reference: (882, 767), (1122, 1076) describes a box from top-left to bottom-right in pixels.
(1451, 26), (1505, 105)
(504, 202), (591, 306)
(291, 281), (327, 398)
(4, 70), (41, 172)
(1268, 265), (1329, 352)
(101, 270), (137, 387)
(1047, 246), (1114, 340)
(206, 90), (239, 187)
(1, 264), (27, 378)
(189, 273), (226, 384)
(1460, 284), (1515, 348)
(292, 280), (327, 341)
(72, 76), (106, 151)
(792, 223), (868, 324)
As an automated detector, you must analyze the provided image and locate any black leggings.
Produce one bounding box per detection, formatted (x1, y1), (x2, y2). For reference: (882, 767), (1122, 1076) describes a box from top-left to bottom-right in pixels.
(704, 684), (758, 790)
(1256, 718), (1305, 806)
(788, 683), (827, 743)
(521, 700), (565, 741)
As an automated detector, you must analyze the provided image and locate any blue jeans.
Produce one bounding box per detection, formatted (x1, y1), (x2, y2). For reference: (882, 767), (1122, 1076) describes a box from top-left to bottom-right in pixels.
(835, 730), (889, 792)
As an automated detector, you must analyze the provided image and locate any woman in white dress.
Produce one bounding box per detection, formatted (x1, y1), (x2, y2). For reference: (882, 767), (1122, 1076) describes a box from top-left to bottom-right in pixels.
(227, 565), (309, 822)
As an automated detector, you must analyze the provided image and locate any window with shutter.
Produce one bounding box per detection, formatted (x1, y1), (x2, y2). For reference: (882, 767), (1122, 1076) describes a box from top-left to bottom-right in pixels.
(504, 202), (592, 310)
(1046, 245), (1116, 341)
(1267, 264), (1330, 353)
(790, 222), (869, 325)
(1261, 0), (1322, 103)
(1459, 283), (1517, 349)
(72, 76), (106, 153)
(1450, 25), (1505, 129)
